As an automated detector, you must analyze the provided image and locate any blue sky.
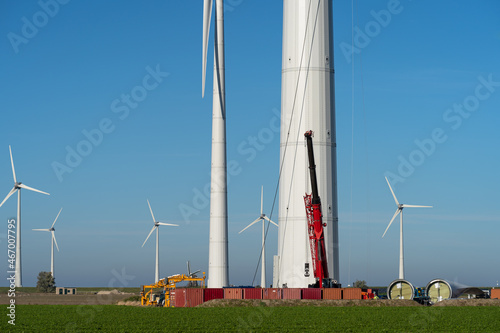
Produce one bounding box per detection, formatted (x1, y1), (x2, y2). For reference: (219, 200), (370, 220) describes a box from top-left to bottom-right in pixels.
(1, 0), (499, 289)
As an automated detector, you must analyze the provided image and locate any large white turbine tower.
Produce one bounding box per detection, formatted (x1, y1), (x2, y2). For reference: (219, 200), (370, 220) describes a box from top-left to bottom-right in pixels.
(382, 177), (432, 279)
(239, 186), (278, 288)
(142, 200), (178, 283)
(202, 0), (229, 288)
(33, 208), (62, 277)
(277, 0), (339, 288)
(0, 145), (50, 287)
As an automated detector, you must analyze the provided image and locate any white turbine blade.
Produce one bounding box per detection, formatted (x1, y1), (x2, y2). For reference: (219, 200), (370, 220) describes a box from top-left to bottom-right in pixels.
(18, 183), (49, 196)
(187, 261), (191, 275)
(147, 199), (156, 223)
(385, 177), (399, 206)
(52, 231), (59, 252)
(0, 187), (17, 208)
(157, 222), (179, 227)
(32, 228), (50, 232)
(402, 204), (433, 208)
(260, 186), (264, 215)
(9, 145), (16, 183)
(239, 218), (261, 234)
(51, 208), (63, 228)
(202, 0), (213, 97)
(142, 226), (156, 247)
(263, 216), (278, 227)
(192, 269), (201, 276)
(382, 209), (401, 238)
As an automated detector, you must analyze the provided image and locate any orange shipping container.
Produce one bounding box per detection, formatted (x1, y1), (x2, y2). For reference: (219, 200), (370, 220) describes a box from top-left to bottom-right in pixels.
(169, 290), (176, 307)
(322, 288), (342, 300)
(178, 288), (204, 307)
(263, 288), (281, 299)
(224, 288), (242, 300)
(343, 288), (362, 300)
(282, 288), (301, 299)
(174, 289), (185, 307)
(491, 289), (500, 299)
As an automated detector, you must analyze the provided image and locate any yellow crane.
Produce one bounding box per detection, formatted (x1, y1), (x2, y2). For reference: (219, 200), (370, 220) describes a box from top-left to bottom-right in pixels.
(141, 272), (206, 307)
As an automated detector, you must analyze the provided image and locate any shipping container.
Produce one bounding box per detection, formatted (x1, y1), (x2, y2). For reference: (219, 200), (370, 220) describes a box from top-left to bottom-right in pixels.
(343, 288), (362, 300)
(302, 288), (322, 300)
(224, 288), (243, 299)
(204, 288), (224, 302)
(169, 290), (176, 307)
(183, 288), (203, 308)
(322, 288), (342, 300)
(282, 288), (302, 299)
(491, 289), (500, 299)
(175, 288), (186, 308)
(263, 288), (281, 299)
(243, 288), (262, 300)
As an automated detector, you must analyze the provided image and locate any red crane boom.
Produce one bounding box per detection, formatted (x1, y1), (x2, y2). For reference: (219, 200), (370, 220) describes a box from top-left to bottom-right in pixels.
(304, 131), (329, 288)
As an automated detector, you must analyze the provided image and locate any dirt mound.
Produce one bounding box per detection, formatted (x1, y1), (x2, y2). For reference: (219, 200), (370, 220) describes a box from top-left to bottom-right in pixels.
(433, 299), (500, 307)
(197, 299), (421, 308)
(97, 289), (124, 295)
(116, 301), (142, 306)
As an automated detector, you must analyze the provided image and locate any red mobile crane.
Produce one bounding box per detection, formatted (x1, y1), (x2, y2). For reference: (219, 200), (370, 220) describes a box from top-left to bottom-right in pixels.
(304, 131), (329, 288)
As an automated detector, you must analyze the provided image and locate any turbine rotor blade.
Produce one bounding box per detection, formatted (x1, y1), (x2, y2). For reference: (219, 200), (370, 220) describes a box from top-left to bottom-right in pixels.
(52, 231), (59, 252)
(263, 216), (278, 227)
(52, 208), (63, 228)
(239, 218), (261, 234)
(32, 229), (50, 232)
(260, 186), (264, 215)
(382, 209), (401, 238)
(401, 204), (433, 208)
(147, 199), (156, 223)
(18, 183), (49, 196)
(385, 177), (399, 206)
(142, 226), (156, 247)
(187, 261), (191, 275)
(9, 146), (16, 183)
(157, 222), (179, 227)
(0, 187), (17, 208)
(202, 0), (213, 97)
(192, 269), (201, 276)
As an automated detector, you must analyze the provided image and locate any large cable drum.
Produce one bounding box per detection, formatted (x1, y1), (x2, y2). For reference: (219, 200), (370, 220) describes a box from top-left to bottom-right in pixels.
(387, 279), (414, 300)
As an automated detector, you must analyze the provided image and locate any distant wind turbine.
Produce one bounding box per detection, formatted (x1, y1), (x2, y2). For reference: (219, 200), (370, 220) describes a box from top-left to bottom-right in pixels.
(142, 200), (178, 283)
(239, 186), (278, 288)
(382, 177), (432, 279)
(33, 208), (62, 278)
(0, 145), (50, 287)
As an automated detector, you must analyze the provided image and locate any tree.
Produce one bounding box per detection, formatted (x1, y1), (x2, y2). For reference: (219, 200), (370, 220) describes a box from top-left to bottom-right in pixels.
(37, 271), (56, 293)
(354, 280), (368, 289)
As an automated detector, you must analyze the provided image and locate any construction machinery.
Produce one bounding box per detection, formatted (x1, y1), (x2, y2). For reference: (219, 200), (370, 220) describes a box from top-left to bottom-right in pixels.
(304, 131), (329, 288)
(141, 272), (206, 307)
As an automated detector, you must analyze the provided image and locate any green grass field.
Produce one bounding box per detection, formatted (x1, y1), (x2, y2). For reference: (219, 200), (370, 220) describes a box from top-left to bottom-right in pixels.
(1, 305), (499, 332)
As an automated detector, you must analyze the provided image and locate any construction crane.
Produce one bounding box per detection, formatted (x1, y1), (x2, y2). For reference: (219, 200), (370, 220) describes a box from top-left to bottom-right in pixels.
(141, 273), (206, 307)
(304, 131), (329, 288)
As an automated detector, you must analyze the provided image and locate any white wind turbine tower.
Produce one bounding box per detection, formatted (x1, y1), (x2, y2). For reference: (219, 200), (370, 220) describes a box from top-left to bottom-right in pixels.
(142, 200), (178, 283)
(0, 145), (50, 287)
(239, 186), (278, 288)
(202, 0), (229, 288)
(33, 208), (62, 278)
(382, 177), (432, 279)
